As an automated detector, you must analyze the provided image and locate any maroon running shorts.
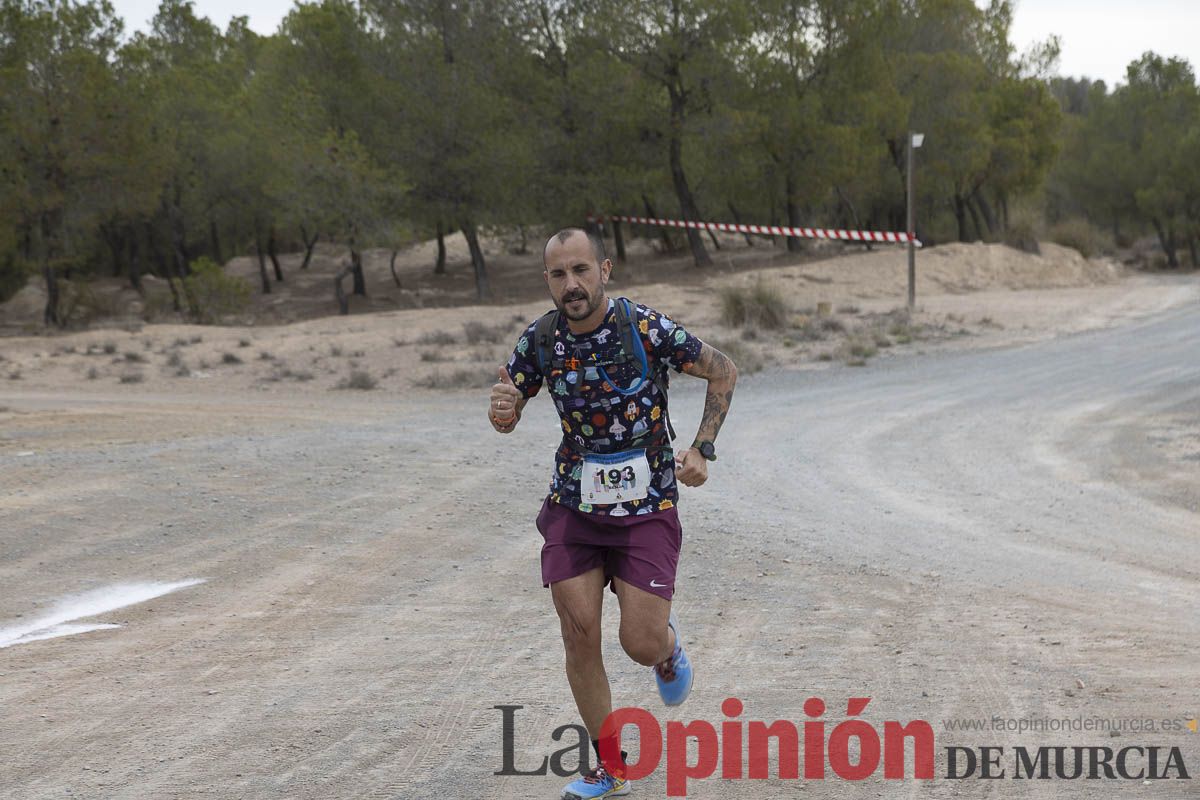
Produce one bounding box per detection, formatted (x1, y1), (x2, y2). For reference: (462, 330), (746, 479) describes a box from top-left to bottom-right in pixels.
(535, 497), (683, 600)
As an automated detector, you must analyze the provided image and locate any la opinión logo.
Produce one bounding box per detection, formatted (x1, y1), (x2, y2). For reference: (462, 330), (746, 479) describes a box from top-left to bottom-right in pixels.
(495, 698), (1191, 796)
(497, 696), (935, 795)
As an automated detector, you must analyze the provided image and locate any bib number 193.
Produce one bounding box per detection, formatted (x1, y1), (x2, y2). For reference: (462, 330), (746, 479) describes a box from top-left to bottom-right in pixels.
(597, 465), (636, 487)
(582, 449), (650, 504)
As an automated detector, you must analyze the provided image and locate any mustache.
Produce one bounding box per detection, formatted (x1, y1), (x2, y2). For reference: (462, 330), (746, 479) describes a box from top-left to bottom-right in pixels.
(563, 291), (588, 302)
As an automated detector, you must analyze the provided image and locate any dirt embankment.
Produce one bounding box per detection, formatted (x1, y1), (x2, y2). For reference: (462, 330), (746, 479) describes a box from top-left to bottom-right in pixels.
(5, 237), (1192, 405)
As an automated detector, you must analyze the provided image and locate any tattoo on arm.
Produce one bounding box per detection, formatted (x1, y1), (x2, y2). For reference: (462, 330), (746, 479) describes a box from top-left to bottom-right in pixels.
(685, 343), (737, 443)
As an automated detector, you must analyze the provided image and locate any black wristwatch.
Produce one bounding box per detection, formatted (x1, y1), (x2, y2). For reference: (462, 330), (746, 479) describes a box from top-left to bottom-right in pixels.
(693, 440), (717, 461)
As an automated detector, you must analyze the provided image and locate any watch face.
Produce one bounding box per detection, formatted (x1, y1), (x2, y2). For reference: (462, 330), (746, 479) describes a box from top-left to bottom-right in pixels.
(699, 442), (715, 460)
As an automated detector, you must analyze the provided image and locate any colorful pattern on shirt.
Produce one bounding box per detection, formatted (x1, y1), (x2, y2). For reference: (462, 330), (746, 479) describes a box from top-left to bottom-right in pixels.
(506, 298), (703, 517)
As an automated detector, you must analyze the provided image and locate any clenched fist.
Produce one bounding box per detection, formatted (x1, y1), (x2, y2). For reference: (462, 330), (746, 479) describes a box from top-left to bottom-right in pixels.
(674, 447), (708, 487)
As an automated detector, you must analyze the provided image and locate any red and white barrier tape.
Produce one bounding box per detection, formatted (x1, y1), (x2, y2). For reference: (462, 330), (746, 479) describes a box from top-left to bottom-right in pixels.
(587, 214), (921, 248)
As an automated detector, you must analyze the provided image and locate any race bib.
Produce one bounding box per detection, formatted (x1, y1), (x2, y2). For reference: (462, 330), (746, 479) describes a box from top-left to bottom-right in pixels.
(582, 449), (650, 504)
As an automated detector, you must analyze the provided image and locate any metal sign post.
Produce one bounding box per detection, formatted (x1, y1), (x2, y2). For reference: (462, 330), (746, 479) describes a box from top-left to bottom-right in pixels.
(907, 131), (924, 310)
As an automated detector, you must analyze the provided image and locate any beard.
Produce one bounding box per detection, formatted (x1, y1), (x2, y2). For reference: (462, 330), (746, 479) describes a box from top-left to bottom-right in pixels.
(557, 287), (602, 321)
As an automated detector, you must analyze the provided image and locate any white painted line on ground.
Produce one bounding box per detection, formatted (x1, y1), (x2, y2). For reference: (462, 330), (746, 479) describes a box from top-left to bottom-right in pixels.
(0, 579), (206, 649)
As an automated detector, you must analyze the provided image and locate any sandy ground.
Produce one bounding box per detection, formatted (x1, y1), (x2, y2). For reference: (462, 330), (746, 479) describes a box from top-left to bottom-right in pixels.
(1, 243), (1199, 798)
(0, 239), (1186, 398)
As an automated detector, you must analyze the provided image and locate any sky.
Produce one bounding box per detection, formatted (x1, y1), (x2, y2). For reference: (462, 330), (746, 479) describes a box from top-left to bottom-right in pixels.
(108, 0), (1200, 89)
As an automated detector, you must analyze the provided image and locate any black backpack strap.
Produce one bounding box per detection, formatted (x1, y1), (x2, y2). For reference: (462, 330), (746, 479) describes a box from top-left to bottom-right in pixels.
(533, 308), (560, 378)
(653, 368), (676, 442)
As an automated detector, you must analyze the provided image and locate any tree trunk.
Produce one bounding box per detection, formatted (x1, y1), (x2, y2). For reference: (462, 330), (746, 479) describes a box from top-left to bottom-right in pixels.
(971, 187), (998, 236)
(613, 219), (627, 263)
(254, 228), (271, 294)
(103, 224), (123, 277)
(42, 263), (60, 327)
(705, 220), (721, 250)
(953, 195), (970, 242)
(167, 191), (189, 280)
(300, 225), (318, 269)
(147, 220), (180, 310)
(666, 87), (710, 267)
(584, 209), (603, 241)
(1151, 217), (1179, 267)
(835, 186), (862, 230)
(460, 218), (490, 300)
(727, 201), (754, 246)
(998, 192), (1010, 232)
(1188, 236), (1198, 268)
(351, 246), (366, 295)
(210, 220), (223, 265)
(128, 226), (143, 294)
(334, 263), (353, 315)
(785, 173), (803, 252)
(434, 221), (447, 274)
(389, 249), (401, 287)
(267, 225), (284, 282)
(642, 195), (674, 253)
(965, 196), (985, 241)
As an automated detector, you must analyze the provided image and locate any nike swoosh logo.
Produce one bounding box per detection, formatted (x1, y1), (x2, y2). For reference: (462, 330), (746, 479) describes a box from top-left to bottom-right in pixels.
(650, 580), (667, 588)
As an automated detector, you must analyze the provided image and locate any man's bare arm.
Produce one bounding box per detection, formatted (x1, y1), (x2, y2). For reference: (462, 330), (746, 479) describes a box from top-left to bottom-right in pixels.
(681, 342), (738, 444)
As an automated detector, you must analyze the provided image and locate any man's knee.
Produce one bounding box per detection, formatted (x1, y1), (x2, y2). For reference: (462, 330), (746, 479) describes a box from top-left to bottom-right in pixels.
(556, 605), (601, 657)
(619, 624), (670, 666)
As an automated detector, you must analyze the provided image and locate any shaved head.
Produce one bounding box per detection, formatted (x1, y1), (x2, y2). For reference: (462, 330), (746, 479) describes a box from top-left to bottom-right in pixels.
(544, 227), (606, 267)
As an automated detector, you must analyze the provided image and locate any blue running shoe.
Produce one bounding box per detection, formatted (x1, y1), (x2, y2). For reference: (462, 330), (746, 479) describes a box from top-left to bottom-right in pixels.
(654, 611), (693, 706)
(561, 764), (630, 800)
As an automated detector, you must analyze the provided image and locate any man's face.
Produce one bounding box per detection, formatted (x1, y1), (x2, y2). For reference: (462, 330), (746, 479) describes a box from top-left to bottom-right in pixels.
(543, 233), (610, 321)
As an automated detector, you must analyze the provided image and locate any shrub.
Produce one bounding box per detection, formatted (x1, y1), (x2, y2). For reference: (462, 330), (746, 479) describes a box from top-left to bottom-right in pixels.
(819, 317), (845, 334)
(417, 368), (486, 389)
(418, 330), (457, 346)
(221, 352), (243, 365)
(719, 281), (789, 330)
(847, 339), (877, 359)
(119, 371), (144, 384)
(265, 365), (313, 382)
(1047, 219), (1111, 259)
(175, 257), (252, 324)
(463, 320), (505, 344)
(336, 369), (377, 390)
(1004, 218), (1040, 254)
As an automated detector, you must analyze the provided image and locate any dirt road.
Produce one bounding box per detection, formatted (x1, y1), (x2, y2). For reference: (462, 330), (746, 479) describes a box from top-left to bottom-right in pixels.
(2, 299), (1198, 798)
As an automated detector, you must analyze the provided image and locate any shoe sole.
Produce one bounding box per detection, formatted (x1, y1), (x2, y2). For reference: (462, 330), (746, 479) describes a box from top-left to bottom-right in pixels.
(562, 783), (631, 800)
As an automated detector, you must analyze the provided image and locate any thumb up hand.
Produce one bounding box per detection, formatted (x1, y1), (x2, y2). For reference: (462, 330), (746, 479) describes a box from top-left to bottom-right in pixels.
(491, 366), (521, 426)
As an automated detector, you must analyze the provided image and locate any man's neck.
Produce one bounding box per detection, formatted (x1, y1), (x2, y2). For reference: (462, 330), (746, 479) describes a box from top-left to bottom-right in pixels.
(566, 295), (612, 335)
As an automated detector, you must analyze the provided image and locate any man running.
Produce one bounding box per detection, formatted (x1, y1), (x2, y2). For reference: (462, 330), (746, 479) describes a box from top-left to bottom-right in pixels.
(488, 227), (737, 799)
